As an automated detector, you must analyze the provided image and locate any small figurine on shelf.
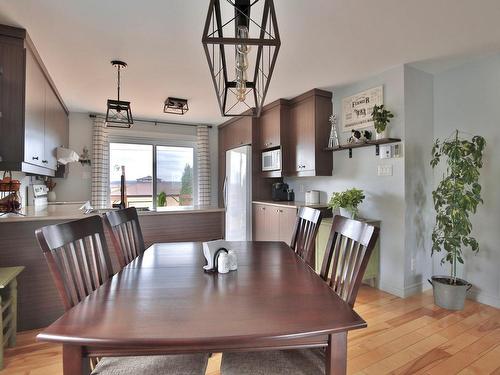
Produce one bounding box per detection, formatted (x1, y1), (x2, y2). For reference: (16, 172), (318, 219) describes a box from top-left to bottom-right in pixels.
(348, 129), (373, 144)
(328, 114), (340, 148)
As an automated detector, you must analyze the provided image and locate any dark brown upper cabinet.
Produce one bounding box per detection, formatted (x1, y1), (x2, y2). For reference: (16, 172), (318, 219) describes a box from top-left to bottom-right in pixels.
(0, 25), (69, 176)
(259, 99), (289, 150)
(217, 115), (254, 207)
(282, 89), (333, 177)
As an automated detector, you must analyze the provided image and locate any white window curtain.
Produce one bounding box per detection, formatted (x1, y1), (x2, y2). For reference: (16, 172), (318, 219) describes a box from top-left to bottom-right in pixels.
(91, 117), (110, 208)
(196, 125), (211, 206)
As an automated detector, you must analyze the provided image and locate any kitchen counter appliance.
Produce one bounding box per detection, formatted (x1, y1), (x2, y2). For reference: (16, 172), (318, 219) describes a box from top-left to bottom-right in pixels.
(272, 182), (293, 201)
(262, 149), (281, 172)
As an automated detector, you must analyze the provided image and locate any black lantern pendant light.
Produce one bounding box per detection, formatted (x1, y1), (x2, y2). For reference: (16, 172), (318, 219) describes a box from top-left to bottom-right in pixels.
(202, 0), (280, 117)
(164, 97), (189, 115)
(105, 60), (133, 128)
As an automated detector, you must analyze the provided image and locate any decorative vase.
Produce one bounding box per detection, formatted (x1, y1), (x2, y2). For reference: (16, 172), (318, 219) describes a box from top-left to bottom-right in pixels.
(47, 191), (56, 202)
(339, 208), (354, 219)
(375, 128), (388, 140)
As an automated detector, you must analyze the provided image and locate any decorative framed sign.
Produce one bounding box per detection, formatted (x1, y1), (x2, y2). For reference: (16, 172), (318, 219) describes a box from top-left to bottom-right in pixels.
(341, 86), (383, 132)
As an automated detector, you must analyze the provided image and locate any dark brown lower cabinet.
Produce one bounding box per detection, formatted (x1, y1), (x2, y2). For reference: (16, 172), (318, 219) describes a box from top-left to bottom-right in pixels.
(253, 203), (297, 245)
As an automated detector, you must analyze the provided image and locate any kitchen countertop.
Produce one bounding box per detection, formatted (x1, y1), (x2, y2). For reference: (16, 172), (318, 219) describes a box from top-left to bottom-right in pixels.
(0, 204), (225, 223)
(252, 200), (329, 209)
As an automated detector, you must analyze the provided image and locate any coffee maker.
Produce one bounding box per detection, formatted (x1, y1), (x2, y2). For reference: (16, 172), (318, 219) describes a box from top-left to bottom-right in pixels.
(271, 182), (294, 201)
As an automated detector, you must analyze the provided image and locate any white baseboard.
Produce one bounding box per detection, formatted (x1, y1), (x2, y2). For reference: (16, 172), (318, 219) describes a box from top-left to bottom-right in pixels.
(378, 281), (499, 308)
(468, 290), (500, 308)
(378, 282), (405, 298)
(378, 281), (432, 299)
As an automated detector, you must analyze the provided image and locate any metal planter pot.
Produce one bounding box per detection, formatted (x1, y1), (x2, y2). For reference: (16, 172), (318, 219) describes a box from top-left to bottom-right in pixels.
(428, 275), (472, 310)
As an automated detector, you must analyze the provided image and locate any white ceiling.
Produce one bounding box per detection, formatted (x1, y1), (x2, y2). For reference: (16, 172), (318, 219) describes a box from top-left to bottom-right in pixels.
(1, 0), (500, 125)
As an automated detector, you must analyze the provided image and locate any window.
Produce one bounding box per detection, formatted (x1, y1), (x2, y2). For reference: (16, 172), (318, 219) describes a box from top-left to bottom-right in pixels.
(109, 142), (195, 209)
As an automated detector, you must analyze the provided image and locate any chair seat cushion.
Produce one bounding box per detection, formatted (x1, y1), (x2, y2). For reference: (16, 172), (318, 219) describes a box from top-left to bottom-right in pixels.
(221, 349), (325, 375)
(92, 354), (209, 375)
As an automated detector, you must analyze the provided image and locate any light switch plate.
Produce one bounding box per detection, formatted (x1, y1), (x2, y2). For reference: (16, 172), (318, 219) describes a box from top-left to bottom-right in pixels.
(377, 164), (393, 176)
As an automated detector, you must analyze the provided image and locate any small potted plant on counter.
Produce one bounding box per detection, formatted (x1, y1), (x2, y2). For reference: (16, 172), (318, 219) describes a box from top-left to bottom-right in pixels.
(371, 104), (394, 140)
(429, 130), (485, 310)
(328, 188), (365, 219)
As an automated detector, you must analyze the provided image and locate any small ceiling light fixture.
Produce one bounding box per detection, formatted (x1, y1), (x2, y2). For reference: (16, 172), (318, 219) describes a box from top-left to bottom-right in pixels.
(163, 97), (189, 115)
(202, 0), (280, 117)
(105, 60), (133, 128)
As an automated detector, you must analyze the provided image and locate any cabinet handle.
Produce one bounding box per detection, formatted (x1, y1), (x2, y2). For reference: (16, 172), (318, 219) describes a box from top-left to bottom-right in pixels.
(32, 156), (39, 160)
(42, 160), (48, 164)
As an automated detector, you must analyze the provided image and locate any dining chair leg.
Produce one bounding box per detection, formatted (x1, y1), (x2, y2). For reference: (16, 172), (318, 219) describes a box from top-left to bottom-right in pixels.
(325, 332), (347, 375)
(63, 344), (90, 375)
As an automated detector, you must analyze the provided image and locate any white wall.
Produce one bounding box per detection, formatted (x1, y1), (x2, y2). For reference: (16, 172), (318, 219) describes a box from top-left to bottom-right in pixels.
(285, 65), (409, 297)
(432, 54), (500, 308)
(54, 113), (219, 206)
(53, 113), (93, 202)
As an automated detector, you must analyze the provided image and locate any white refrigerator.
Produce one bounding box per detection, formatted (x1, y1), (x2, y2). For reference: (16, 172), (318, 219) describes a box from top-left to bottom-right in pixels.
(224, 145), (252, 241)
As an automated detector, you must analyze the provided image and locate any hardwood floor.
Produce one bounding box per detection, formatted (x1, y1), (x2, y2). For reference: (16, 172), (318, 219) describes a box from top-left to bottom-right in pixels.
(1, 286), (499, 374)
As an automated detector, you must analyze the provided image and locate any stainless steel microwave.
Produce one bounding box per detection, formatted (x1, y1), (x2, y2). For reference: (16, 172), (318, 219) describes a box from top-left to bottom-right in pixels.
(262, 149), (281, 171)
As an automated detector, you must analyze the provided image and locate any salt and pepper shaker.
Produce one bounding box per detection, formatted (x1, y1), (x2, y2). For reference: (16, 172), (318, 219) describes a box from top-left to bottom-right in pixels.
(217, 252), (230, 274)
(228, 250), (238, 271)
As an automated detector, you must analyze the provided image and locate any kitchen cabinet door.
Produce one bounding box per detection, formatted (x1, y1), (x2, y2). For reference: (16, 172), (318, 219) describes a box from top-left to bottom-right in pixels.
(259, 104), (280, 150)
(288, 98), (315, 173)
(253, 203), (270, 241)
(0, 40), (25, 163)
(43, 82), (59, 169)
(24, 48), (45, 166)
(278, 207), (297, 246)
(222, 117), (252, 151)
(267, 206), (281, 241)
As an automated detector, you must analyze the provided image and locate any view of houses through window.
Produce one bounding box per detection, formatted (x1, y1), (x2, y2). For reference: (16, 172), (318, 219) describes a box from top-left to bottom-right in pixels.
(109, 142), (195, 209)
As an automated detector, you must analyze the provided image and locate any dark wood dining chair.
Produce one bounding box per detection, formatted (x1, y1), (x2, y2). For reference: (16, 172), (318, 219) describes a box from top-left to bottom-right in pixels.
(290, 207), (323, 265)
(102, 207), (145, 269)
(221, 215), (379, 375)
(35, 215), (209, 375)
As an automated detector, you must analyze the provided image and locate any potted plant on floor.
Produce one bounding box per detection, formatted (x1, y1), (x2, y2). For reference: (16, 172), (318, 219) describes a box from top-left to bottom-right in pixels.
(429, 130), (486, 310)
(371, 104), (394, 140)
(328, 188), (365, 219)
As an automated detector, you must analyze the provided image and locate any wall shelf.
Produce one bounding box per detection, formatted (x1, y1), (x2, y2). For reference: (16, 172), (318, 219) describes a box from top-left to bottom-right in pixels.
(324, 138), (401, 158)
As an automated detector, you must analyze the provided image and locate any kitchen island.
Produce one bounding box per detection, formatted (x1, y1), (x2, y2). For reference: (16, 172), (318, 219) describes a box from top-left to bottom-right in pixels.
(0, 204), (224, 330)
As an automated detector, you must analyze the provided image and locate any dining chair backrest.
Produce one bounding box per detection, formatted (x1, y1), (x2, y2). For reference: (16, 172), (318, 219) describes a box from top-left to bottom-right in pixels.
(319, 215), (379, 308)
(35, 215), (114, 311)
(290, 207), (323, 265)
(103, 207), (145, 269)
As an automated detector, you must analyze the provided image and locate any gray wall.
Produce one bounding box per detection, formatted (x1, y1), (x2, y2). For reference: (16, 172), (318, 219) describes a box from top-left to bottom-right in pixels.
(286, 56), (500, 308)
(403, 65), (434, 295)
(432, 54), (500, 308)
(285, 65), (409, 297)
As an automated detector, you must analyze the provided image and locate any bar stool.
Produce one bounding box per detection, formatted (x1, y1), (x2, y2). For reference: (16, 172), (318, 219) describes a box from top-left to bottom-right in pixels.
(0, 266), (24, 369)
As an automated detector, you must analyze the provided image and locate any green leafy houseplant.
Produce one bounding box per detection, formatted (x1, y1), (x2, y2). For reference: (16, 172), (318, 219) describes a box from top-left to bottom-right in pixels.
(157, 191), (167, 207)
(328, 188), (365, 218)
(371, 104), (394, 133)
(430, 130), (486, 285)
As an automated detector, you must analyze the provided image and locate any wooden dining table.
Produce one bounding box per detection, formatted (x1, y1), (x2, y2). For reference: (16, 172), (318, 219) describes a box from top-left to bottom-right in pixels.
(37, 241), (366, 375)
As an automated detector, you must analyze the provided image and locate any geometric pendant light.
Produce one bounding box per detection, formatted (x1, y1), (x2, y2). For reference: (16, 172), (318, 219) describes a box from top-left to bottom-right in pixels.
(105, 60), (134, 128)
(202, 0), (280, 117)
